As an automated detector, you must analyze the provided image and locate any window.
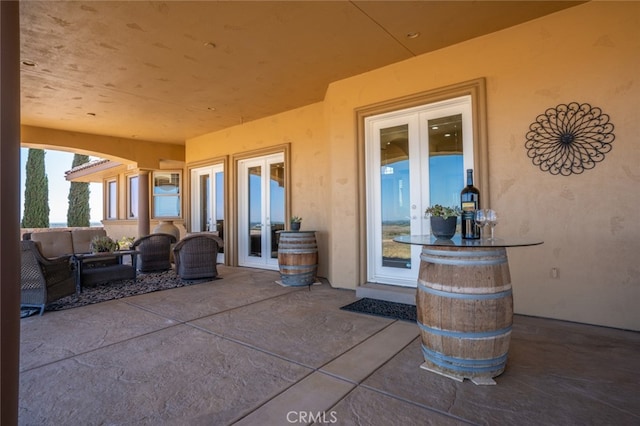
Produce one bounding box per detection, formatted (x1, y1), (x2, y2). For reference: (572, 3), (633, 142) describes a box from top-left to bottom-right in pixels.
(106, 179), (117, 219)
(153, 171), (181, 218)
(128, 175), (139, 219)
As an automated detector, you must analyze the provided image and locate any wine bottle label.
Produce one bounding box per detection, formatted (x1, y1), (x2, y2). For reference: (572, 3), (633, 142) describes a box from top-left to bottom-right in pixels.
(461, 201), (476, 211)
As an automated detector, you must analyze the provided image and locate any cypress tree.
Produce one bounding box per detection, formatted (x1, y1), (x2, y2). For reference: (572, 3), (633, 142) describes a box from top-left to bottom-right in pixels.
(67, 154), (91, 227)
(22, 148), (50, 228)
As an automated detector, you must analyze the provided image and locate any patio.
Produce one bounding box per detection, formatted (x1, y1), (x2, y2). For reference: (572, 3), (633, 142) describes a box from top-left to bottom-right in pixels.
(19, 266), (640, 425)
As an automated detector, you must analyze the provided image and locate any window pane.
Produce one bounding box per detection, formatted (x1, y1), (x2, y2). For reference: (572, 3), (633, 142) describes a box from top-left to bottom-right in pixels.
(215, 171), (225, 253)
(380, 125), (411, 269)
(154, 172), (180, 194)
(248, 166), (262, 257)
(129, 176), (139, 218)
(108, 180), (117, 219)
(270, 162), (285, 259)
(154, 195), (180, 217)
(199, 174), (210, 230)
(428, 114), (464, 207)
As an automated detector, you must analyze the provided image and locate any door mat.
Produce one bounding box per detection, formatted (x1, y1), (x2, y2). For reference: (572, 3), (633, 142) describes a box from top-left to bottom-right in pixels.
(340, 298), (416, 322)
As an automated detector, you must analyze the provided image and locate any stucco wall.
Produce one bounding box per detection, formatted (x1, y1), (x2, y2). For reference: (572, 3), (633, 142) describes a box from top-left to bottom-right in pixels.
(187, 102), (330, 276)
(187, 2), (639, 330)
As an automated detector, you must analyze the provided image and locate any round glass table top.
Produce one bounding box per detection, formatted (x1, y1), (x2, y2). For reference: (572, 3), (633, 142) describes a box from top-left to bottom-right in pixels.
(394, 235), (543, 248)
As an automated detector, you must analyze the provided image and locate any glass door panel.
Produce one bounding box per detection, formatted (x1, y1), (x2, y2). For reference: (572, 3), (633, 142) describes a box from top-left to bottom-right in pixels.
(380, 125), (411, 270)
(269, 162), (285, 259)
(428, 114), (464, 208)
(198, 174), (211, 231)
(191, 164), (225, 262)
(214, 171), (224, 253)
(248, 165), (263, 258)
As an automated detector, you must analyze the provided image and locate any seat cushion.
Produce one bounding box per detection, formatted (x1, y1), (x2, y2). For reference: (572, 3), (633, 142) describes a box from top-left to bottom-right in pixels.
(71, 229), (107, 254)
(30, 231), (73, 258)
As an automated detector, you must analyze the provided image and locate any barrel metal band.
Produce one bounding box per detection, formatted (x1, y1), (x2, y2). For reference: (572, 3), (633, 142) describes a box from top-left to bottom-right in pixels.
(417, 320), (512, 339)
(417, 282), (512, 300)
(421, 344), (508, 373)
(421, 248), (506, 266)
(280, 264), (318, 271)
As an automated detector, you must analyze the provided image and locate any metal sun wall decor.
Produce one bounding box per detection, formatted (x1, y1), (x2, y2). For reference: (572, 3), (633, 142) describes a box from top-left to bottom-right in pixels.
(525, 102), (615, 176)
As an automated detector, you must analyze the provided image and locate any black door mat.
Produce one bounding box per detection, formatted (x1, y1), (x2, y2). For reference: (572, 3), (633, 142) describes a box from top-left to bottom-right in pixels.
(340, 298), (416, 322)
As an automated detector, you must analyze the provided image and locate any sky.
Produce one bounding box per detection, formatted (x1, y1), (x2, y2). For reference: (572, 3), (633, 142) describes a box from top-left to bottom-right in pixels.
(20, 148), (103, 224)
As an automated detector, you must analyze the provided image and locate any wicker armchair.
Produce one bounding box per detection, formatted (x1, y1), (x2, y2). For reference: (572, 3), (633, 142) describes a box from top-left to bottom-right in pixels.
(132, 233), (177, 272)
(173, 233), (224, 280)
(20, 240), (76, 315)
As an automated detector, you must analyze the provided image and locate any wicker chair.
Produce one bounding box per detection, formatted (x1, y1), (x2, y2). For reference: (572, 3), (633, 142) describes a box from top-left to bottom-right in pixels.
(173, 233), (223, 280)
(132, 233), (177, 272)
(20, 240), (76, 315)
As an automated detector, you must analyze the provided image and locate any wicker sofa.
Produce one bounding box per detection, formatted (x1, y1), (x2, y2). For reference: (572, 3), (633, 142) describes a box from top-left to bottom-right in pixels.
(22, 228), (135, 289)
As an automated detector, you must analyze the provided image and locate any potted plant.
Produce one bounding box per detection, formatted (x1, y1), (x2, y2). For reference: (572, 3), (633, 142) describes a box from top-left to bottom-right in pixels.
(424, 205), (461, 239)
(90, 235), (119, 253)
(118, 236), (135, 250)
(290, 216), (302, 231)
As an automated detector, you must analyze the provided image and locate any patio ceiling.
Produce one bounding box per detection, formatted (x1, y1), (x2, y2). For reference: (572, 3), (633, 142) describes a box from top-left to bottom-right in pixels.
(19, 1), (584, 145)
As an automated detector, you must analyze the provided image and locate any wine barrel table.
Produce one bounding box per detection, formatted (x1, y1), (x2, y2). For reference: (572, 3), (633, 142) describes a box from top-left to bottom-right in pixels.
(394, 235), (543, 385)
(277, 231), (318, 286)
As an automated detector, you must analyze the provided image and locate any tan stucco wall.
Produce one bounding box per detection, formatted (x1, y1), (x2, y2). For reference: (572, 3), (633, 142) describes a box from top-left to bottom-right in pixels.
(187, 2), (639, 330)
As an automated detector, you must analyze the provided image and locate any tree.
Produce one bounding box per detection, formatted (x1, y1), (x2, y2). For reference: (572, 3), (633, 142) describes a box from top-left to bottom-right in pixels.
(21, 148), (50, 228)
(67, 154), (91, 227)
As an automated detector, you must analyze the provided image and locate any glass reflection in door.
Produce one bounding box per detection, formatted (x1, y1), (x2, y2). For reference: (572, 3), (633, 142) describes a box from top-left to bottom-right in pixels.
(248, 165), (262, 257)
(380, 125), (411, 270)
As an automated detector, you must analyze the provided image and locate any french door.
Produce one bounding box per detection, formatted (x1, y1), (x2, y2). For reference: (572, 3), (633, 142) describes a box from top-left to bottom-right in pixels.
(365, 96), (474, 287)
(191, 164), (225, 263)
(238, 153), (285, 270)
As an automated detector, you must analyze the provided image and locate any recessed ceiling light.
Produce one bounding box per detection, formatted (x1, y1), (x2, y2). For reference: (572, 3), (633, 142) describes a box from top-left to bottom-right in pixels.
(406, 32), (420, 39)
(22, 60), (37, 67)
(444, 133), (451, 137)
(431, 126), (439, 130)
(207, 107), (216, 111)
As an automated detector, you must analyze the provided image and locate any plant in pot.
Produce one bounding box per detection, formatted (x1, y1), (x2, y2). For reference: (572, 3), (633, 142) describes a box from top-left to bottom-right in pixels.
(90, 235), (119, 253)
(290, 216), (302, 231)
(424, 205), (461, 239)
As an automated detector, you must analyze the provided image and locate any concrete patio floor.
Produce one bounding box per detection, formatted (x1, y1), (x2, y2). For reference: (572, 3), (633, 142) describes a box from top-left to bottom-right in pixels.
(19, 266), (640, 425)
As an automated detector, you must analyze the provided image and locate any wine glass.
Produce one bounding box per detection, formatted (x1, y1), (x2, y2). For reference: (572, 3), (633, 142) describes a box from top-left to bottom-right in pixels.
(474, 209), (487, 239)
(486, 209), (498, 240)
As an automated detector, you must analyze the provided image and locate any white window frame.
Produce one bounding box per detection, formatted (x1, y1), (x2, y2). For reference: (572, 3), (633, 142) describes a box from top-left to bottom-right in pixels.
(106, 178), (117, 220)
(127, 174), (139, 219)
(152, 171), (182, 219)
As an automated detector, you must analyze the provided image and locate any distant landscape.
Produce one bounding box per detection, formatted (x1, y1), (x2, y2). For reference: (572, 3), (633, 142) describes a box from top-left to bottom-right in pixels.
(382, 221), (410, 261)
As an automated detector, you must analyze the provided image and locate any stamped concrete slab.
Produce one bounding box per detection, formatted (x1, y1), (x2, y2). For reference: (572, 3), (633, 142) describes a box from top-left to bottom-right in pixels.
(234, 372), (355, 426)
(20, 300), (177, 371)
(362, 316), (640, 425)
(19, 324), (311, 425)
(191, 284), (393, 368)
(123, 269), (301, 323)
(330, 386), (468, 426)
(321, 320), (419, 383)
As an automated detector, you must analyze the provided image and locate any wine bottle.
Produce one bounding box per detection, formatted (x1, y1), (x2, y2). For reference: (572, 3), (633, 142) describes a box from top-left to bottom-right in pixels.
(460, 169), (480, 239)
